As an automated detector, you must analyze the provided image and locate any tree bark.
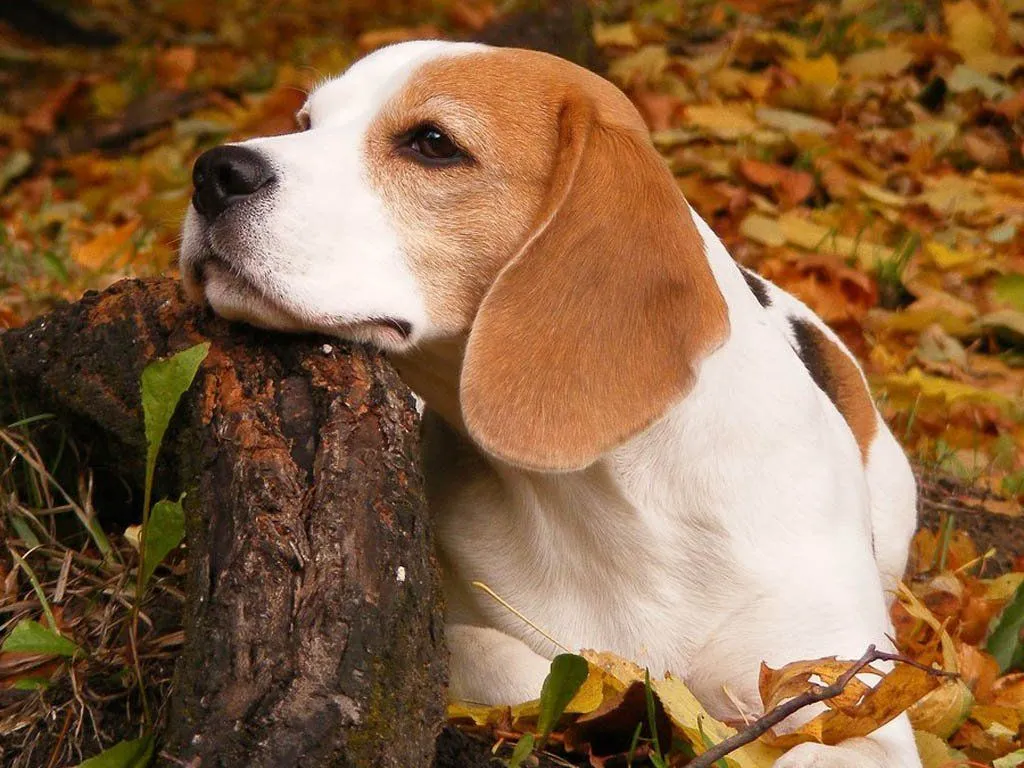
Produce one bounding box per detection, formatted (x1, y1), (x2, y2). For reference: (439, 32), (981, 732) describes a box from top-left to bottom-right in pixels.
(0, 277), (447, 767)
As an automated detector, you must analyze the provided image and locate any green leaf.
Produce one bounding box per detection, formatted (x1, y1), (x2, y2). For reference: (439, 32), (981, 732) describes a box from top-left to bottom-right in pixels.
(75, 734), (154, 768)
(13, 675), (52, 691)
(1, 619), (80, 657)
(536, 653), (589, 743)
(506, 732), (534, 768)
(139, 498), (185, 590)
(142, 342), (209, 484)
(987, 580), (1024, 672)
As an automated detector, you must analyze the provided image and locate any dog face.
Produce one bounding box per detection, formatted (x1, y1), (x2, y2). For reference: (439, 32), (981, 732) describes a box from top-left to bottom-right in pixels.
(181, 41), (631, 349)
(181, 41), (728, 471)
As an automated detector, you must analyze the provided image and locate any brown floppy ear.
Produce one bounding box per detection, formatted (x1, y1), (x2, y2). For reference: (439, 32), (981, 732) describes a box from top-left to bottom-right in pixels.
(460, 96), (729, 472)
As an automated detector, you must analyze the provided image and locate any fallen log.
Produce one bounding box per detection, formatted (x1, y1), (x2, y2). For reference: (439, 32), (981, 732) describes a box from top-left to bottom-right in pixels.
(0, 277), (447, 767)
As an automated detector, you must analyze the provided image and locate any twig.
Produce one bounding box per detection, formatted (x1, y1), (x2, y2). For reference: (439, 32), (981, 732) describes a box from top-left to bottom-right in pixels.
(681, 645), (957, 768)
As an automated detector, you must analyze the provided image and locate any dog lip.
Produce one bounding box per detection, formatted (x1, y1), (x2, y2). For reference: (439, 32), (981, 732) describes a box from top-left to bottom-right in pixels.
(370, 317), (413, 339)
(195, 257), (414, 343)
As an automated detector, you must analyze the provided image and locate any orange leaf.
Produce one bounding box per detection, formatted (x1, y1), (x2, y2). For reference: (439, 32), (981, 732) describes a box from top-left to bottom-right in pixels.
(155, 47), (197, 90)
(762, 662), (940, 748)
(738, 159), (815, 208)
(72, 221), (140, 271)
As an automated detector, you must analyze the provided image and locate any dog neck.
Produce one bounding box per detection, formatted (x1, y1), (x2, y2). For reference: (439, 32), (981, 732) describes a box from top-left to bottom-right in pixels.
(389, 336), (468, 433)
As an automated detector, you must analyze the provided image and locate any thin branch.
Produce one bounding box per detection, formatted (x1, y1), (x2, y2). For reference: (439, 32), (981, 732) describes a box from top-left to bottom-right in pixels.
(681, 645), (957, 768)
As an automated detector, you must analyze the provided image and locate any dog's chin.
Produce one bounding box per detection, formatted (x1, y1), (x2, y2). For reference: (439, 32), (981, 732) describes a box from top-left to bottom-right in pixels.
(185, 258), (415, 352)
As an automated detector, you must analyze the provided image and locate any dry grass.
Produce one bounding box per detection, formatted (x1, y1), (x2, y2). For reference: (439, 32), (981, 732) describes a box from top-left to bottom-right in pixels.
(0, 423), (183, 767)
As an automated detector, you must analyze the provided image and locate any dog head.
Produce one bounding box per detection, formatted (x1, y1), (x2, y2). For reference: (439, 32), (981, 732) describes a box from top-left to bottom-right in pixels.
(181, 41), (728, 471)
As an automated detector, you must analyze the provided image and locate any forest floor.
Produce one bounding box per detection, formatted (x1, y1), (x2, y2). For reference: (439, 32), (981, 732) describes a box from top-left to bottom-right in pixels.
(1, 1), (1022, 766)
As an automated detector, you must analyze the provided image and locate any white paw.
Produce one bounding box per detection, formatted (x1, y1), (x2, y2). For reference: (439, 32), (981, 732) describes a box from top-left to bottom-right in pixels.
(772, 739), (888, 768)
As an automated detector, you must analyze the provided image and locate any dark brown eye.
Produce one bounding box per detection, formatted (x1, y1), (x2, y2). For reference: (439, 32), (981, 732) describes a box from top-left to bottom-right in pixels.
(403, 124), (465, 165)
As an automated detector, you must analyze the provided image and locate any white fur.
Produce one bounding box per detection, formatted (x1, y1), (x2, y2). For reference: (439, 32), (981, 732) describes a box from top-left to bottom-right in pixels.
(180, 41), (484, 349)
(181, 41), (921, 767)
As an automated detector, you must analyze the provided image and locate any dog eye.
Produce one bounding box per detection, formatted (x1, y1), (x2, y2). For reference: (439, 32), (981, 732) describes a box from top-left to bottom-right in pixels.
(403, 125), (465, 165)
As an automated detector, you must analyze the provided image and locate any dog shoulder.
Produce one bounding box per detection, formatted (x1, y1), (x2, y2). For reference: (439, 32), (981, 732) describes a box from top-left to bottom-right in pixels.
(736, 266), (878, 461)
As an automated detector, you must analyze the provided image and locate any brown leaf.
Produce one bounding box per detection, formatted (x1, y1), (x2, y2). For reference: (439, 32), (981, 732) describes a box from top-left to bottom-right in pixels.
(24, 78), (89, 135)
(563, 681), (672, 761)
(737, 158), (814, 208)
(957, 643), (1000, 703)
(155, 47), (197, 91)
(446, 0), (495, 31)
(631, 90), (682, 131)
(963, 128), (1011, 169)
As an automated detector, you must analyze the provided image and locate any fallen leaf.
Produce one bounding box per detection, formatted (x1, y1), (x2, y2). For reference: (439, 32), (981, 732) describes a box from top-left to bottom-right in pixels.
(844, 46), (915, 78)
(685, 104), (758, 140)
(155, 47), (197, 90)
(785, 54), (840, 88)
(71, 220), (140, 270)
(655, 675), (782, 766)
(755, 106), (835, 136)
(738, 159), (815, 208)
(947, 65), (1016, 100)
(761, 659), (940, 748)
(592, 22), (639, 48)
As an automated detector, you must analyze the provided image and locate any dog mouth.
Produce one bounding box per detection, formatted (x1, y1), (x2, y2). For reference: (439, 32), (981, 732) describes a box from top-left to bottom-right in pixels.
(183, 249), (413, 346)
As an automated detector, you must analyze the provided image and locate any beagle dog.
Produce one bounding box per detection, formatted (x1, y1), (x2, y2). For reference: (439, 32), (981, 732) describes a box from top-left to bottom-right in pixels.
(180, 41), (921, 767)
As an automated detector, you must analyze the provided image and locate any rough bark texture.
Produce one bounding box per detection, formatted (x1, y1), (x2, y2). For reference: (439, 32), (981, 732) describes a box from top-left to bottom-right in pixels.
(0, 277), (447, 767)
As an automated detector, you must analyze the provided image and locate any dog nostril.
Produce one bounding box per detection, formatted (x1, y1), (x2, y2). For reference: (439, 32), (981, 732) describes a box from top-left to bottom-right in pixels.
(192, 145), (275, 222)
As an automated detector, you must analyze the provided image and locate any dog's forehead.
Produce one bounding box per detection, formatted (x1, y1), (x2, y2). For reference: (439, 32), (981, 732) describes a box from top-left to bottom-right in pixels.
(305, 41), (487, 126)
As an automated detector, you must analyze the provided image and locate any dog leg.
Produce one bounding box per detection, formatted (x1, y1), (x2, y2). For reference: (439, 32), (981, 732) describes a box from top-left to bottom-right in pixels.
(685, 581), (922, 768)
(447, 623), (553, 705)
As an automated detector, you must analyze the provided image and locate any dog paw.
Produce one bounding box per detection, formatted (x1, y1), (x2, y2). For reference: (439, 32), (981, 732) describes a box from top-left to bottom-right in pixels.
(772, 740), (893, 768)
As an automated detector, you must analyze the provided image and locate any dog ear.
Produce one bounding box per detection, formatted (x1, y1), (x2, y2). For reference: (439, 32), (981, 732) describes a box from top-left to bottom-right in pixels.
(460, 96), (729, 472)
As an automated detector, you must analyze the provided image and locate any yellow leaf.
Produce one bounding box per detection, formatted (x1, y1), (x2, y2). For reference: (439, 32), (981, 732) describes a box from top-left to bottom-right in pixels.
(755, 107), (834, 136)
(592, 22), (638, 48)
(844, 46), (915, 78)
(739, 214), (786, 247)
(776, 212), (895, 269)
(785, 55), (840, 88)
(879, 368), (1016, 412)
(859, 181), (908, 208)
(71, 221), (139, 270)
(580, 649), (645, 689)
(447, 700), (506, 727)
(907, 678), (974, 738)
(684, 104), (758, 140)
(752, 31), (807, 58)
(918, 176), (988, 217)
(924, 241), (976, 269)
(985, 572), (1024, 601)
(945, 0), (997, 62)
(91, 81), (130, 119)
(510, 664), (609, 725)
(653, 676), (782, 767)
(914, 729), (967, 768)
(608, 45), (669, 87)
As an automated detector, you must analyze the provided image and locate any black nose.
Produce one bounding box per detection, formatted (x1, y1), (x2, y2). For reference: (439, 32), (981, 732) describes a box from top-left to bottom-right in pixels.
(191, 145), (275, 221)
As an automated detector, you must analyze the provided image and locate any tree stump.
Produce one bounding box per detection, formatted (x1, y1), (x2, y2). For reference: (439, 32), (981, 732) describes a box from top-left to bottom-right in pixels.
(0, 278), (447, 767)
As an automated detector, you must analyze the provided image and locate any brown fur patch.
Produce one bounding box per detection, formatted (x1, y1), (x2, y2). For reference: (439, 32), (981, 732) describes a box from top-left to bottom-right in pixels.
(365, 48), (646, 333)
(789, 318), (877, 461)
(365, 48), (729, 470)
